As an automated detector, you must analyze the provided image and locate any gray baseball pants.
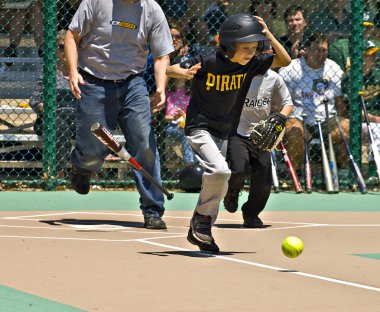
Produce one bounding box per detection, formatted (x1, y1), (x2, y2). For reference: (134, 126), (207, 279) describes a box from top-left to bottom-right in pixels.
(186, 130), (231, 219)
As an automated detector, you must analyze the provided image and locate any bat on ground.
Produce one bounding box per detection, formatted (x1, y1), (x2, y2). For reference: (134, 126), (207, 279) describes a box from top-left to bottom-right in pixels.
(279, 141), (303, 193)
(323, 99), (339, 192)
(91, 123), (174, 200)
(301, 114), (312, 193)
(270, 151), (280, 193)
(333, 114), (368, 194)
(316, 119), (336, 193)
(359, 92), (380, 187)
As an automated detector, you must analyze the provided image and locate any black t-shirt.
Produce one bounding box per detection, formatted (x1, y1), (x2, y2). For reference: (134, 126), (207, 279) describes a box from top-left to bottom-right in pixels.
(180, 50), (273, 139)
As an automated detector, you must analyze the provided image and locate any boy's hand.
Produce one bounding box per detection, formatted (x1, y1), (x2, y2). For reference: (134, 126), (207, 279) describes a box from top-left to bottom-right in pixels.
(255, 16), (273, 39)
(184, 63), (201, 80)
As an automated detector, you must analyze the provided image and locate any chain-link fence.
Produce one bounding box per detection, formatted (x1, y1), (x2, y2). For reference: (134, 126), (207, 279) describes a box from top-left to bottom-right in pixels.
(0, 0), (378, 191)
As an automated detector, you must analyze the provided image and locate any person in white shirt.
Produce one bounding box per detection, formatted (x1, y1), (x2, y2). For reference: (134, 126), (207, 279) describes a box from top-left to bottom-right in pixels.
(279, 33), (349, 171)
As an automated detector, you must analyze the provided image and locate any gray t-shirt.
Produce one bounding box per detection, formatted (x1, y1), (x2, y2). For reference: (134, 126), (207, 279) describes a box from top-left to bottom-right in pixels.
(237, 69), (293, 137)
(69, 0), (174, 80)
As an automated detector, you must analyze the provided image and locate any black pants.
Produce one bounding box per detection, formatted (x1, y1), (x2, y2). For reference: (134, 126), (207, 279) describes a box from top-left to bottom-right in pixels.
(226, 135), (272, 217)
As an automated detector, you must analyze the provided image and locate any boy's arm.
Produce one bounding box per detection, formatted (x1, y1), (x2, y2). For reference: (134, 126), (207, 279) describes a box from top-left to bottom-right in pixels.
(166, 63), (201, 79)
(269, 34), (292, 68)
(256, 16), (291, 68)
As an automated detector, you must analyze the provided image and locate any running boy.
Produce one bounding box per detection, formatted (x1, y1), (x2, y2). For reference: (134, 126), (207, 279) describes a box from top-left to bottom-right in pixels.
(166, 14), (291, 253)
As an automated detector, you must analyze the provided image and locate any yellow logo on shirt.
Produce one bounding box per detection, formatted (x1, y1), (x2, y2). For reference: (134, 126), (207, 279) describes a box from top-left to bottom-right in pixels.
(205, 73), (247, 91)
(110, 20), (137, 30)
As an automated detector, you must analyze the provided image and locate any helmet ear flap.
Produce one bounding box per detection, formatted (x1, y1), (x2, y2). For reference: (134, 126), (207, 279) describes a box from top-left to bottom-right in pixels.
(220, 43), (236, 59)
(255, 41), (264, 56)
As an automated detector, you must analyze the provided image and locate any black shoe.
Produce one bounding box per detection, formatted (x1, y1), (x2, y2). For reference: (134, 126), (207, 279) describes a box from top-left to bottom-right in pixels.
(187, 228), (219, 254)
(144, 216), (167, 229)
(190, 211), (214, 243)
(224, 188), (240, 213)
(4, 45), (17, 67)
(70, 165), (91, 195)
(243, 213), (264, 228)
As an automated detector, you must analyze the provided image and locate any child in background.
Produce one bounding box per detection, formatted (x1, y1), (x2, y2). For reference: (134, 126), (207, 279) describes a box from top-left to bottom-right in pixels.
(165, 78), (196, 165)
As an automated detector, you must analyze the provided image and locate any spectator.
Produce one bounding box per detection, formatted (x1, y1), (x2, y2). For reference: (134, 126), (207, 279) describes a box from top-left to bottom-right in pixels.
(278, 5), (309, 59)
(329, 12), (377, 73)
(165, 78), (196, 165)
(2, 0), (44, 66)
(341, 39), (380, 178)
(164, 23), (195, 166)
(169, 22), (191, 64)
(65, 0), (173, 229)
(203, 0), (231, 45)
(249, 0), (285, 38)
(279, 33), (348, 171)
(307, 0), (351, 44)
(185, 16), (216, 56)
(29, 30), (77, 179)
(224, 69), (293, 227)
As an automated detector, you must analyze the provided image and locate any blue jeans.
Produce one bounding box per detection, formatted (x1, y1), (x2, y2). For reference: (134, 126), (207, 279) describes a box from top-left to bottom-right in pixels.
(165, 122), (196, 164)
(71, 73), (164, 217)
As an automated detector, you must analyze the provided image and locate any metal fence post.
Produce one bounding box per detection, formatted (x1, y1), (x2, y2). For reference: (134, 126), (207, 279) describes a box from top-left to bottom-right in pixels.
(43, 0), (57, 190)
(349, 0), (364, 168)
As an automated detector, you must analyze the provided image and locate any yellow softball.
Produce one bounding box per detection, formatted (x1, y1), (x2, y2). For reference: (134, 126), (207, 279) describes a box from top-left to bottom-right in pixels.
(282, 236), (303, 258)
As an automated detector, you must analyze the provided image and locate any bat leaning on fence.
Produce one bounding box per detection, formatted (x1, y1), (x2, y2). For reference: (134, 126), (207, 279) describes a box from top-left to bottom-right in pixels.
(301, 114), (312, 193)
(279, 141), (303, 193)
(323, 99), (339, 192)
(270, 151), (280, 193)
(359, 92), (380, 187)
(333, 114), (368, 194)
(316, 119), (336, 194)
(91, 123), (174, 200)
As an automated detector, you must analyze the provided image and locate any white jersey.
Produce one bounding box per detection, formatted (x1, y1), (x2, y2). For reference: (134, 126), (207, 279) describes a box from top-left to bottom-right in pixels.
(279, 57), (344, 126)
(237, 69), (293, 137)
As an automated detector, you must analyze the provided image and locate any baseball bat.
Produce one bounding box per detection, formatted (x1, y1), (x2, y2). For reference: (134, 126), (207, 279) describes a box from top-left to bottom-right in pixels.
(301, 114), (312, 193)
(316, 119), (336, 193)
(279, 141), (303, 193)
(359, 92), (380, 187)
(270, 151), (280, 193)
(323, 99), (339, 192)
(91, 123), (174, 200)
(333, 114), (368, 194)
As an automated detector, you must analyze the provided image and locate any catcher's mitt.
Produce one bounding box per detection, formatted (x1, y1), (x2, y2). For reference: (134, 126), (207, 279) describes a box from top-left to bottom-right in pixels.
(248, 113), (287, 151)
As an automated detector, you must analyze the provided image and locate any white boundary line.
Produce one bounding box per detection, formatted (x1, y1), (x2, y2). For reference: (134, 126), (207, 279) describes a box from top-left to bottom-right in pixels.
(138, 239), (380, 293)
(0, 234), (186, 242)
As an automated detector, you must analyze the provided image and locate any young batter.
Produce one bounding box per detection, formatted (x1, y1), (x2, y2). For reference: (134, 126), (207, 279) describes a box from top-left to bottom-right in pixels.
(224, 69), (293, 227)
(167, 13), (291, 253)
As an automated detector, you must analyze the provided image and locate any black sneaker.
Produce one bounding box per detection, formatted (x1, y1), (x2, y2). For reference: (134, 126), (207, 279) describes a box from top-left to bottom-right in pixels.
(190, 212), (214, 243)
(187, 228), (219, 254)
(70, 165), (91, 195)
(144, 216), (167, 230)
(243, 212), (264, 228)
(223, 188), (240, 213)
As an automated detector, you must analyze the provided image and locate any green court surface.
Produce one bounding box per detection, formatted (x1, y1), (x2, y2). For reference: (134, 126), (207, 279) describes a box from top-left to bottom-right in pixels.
(0, 285), (85, 312)
(353, 254), (380, 260)
(0, 191), (379, 212)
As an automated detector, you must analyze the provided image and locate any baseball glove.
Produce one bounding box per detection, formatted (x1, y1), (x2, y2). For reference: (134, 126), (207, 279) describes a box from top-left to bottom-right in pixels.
(248, 113), (287, 152)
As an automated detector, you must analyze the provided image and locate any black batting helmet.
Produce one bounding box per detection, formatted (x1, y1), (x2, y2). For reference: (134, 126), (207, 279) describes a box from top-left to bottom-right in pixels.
(219, 13), (268, 58)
